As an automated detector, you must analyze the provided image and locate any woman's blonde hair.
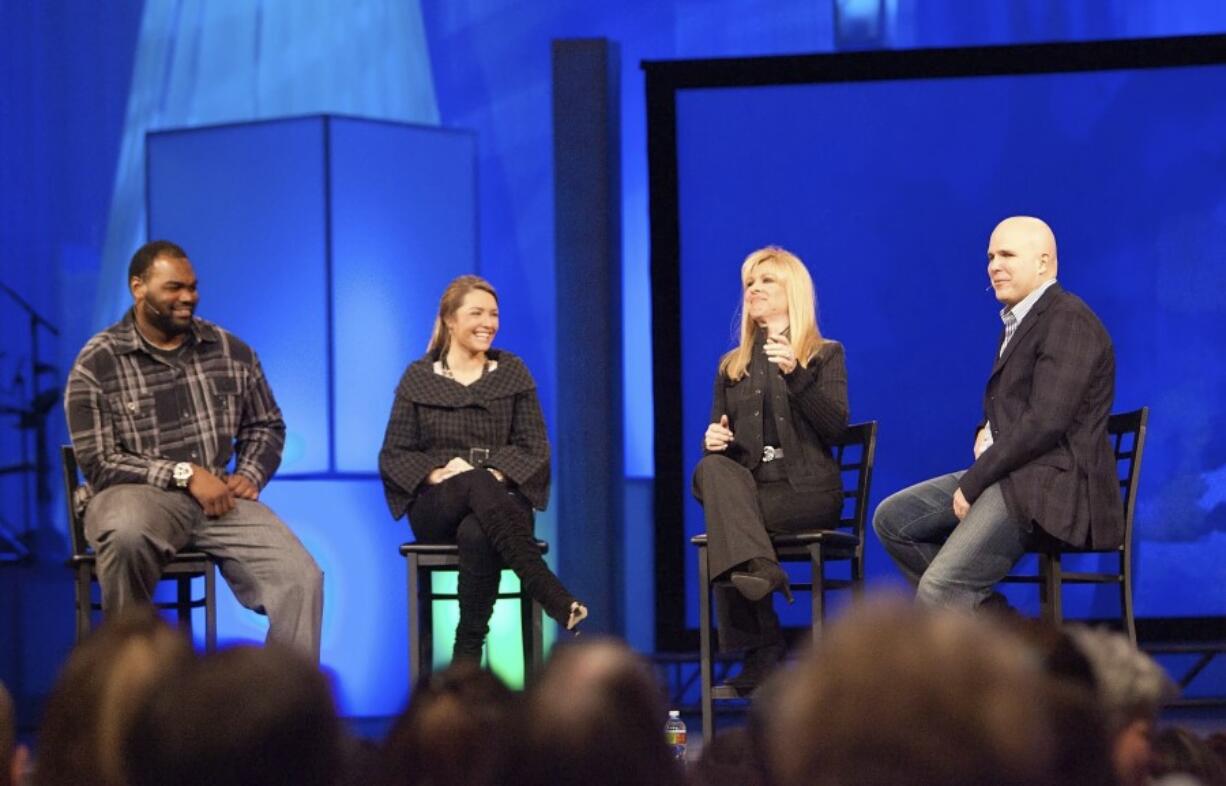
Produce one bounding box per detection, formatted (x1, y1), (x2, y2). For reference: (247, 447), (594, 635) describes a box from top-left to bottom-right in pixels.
(718, 246), (825, 381)
(427, 275), (499, 357)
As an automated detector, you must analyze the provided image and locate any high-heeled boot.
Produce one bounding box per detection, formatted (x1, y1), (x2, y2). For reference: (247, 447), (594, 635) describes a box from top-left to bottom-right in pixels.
(474, 506), (580, 627)
(467, 474), (587, 630)
(452, 569), (500, 662)
(719, 597), (786, 696)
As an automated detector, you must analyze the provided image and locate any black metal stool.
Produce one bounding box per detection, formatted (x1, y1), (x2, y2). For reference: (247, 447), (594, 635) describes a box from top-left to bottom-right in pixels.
(691, 421), (878, 741)
(61, 445), (217, 650)
(1001, 407), (1149, 643)
(401, 539), (548, 685)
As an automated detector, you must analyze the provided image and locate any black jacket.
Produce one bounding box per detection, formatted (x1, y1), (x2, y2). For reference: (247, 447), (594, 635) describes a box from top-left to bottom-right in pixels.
(704, 336), (849, 494)
(379, 350), (550, 516)
(959, 284), (1122, 549)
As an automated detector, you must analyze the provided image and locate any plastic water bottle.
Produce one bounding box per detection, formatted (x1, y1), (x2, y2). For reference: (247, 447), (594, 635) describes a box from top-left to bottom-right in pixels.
(664, 709), (687, 764)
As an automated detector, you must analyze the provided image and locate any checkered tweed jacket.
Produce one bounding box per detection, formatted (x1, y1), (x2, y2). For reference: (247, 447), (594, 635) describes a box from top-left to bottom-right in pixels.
(379, 350), (550, 516)
(64, 310), (285, 506)
(959, 284), (1123, 549)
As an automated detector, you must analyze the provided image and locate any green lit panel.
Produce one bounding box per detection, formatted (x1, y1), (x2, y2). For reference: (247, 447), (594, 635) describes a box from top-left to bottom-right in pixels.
(429, 571), (556, 689)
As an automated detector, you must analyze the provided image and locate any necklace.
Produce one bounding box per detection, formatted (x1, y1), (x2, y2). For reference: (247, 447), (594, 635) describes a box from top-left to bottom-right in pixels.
(440, 353), (489, 381)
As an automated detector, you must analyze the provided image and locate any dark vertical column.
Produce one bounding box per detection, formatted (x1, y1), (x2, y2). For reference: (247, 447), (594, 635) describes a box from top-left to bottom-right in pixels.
(552, 39), (622, 634)
(643, 64), (684, 651)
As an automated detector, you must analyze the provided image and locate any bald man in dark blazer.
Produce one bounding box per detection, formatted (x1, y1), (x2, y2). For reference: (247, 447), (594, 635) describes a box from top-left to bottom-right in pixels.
(873, 216), (1122, 608)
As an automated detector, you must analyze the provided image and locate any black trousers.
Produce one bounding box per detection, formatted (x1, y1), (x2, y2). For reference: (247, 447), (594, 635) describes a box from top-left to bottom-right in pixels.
(693, 453), (842, 652)
(409, 469), (571, 659)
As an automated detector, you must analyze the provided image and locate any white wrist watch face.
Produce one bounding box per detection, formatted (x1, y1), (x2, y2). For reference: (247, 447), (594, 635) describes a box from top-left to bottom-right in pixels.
(173, 463), (193, 487)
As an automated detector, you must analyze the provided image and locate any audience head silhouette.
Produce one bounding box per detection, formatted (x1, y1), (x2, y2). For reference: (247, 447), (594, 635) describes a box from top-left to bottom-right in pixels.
(36, 607), (193, 786)
(507, 637), (683, 786)
(769, 599), (1058, 786)
(125, 644), (341, 786)
(380, 660), (517, 786)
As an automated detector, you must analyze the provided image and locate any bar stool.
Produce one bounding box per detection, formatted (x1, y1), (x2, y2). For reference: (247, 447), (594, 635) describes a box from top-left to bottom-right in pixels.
(401, 539), (547, 685)
(61, 445), (217, 650)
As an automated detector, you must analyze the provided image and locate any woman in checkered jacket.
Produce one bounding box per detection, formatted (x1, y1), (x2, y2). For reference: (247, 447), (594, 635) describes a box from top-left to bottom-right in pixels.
(380, 275), (587, 662)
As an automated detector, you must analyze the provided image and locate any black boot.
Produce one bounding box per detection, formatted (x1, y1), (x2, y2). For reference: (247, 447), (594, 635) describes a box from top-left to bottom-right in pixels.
(721, 642), (786, 697)
(475, 506), (577, 626)
(452, 569), (500, 663)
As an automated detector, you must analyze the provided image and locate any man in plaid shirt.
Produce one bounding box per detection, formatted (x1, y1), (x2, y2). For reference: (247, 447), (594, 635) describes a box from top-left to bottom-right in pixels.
(64, 240), (322, 659)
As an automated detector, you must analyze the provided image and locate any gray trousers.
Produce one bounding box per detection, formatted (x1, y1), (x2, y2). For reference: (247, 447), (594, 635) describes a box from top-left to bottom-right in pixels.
(84, 484), (323, 660)
(693, 454), (842, 652)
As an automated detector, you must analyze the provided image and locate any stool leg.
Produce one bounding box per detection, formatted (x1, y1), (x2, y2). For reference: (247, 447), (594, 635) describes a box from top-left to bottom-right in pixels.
(177, 576), (191, 635)
(1121, 551), (1137, 645)
(1049, 556), (1063, 626)
(810, 544), (824, 646)
(698, 544), (714, 743)
(520, 585), (532, 679)
(204, 563), (217, 653)
(78, 568), (94, 643)
(1039, 552), (1063, 625)
(422, 569), (435, 674)
(513, 576), (546, 683)
(408, 554), (421, 686)
(852, 548), (866, 599)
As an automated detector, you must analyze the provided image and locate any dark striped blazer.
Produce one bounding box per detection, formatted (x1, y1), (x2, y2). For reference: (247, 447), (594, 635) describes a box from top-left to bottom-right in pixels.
(959, 284), (1123, 549)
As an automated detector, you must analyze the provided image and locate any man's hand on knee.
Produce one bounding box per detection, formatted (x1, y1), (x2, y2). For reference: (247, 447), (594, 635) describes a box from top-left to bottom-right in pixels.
(952, 487), (970, 521)
(187, 466), (236, 517)
(225, 473), (260, 501)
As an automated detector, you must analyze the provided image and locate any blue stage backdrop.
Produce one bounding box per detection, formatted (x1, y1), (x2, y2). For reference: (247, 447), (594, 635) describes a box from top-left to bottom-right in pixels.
(647, 36), (1226, 638)
(147, 115), (481, 715)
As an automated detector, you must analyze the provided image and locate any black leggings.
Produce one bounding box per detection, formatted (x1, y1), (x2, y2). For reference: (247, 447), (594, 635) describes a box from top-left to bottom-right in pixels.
(409, 469), (575, 657)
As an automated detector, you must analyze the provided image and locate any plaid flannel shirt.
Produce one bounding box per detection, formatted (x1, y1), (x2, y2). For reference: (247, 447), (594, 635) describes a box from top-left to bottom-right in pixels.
(379, 350), (551, 516)
(65, 310), (285, 506)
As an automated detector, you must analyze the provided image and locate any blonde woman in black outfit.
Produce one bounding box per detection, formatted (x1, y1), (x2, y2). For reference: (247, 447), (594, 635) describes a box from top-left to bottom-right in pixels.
(380, 275), (587, 663)
(693, 246), (849, 694)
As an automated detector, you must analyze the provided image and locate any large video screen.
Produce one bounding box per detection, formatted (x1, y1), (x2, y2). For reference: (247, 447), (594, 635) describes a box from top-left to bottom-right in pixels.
(648, 36), (1226, 642)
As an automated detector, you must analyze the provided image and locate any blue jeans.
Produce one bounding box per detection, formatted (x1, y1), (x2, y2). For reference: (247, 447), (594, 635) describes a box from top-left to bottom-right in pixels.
(872, 472), (1031, 609)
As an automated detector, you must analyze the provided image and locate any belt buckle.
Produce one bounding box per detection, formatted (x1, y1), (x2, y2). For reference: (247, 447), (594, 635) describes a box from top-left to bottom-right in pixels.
(762, 446), (777, 463)
(469, 447), (491, 467)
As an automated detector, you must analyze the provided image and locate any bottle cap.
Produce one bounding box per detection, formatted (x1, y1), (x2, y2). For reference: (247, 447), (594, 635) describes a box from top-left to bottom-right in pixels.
(668, 710), (680, 718)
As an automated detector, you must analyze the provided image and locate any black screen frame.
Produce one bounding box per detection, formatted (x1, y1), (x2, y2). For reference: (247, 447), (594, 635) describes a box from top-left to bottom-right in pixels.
(643, 33), (1226, 652)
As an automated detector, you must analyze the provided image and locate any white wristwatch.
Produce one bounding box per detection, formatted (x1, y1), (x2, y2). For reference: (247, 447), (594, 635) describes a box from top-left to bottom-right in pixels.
(172, 462), (194, 489)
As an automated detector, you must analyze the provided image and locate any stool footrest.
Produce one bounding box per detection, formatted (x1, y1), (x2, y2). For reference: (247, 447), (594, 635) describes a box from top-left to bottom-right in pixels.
(401, 540), (548, 557)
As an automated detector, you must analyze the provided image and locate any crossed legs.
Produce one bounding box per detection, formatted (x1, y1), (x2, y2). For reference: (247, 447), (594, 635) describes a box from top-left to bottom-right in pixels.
(409, 470), (581, 662)
(693, 454), (841, 655)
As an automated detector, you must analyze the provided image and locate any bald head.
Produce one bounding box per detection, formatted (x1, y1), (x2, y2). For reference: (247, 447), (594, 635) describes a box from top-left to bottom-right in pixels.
(993, 216), (1057, 257)
(987, 216), (1058, 307)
